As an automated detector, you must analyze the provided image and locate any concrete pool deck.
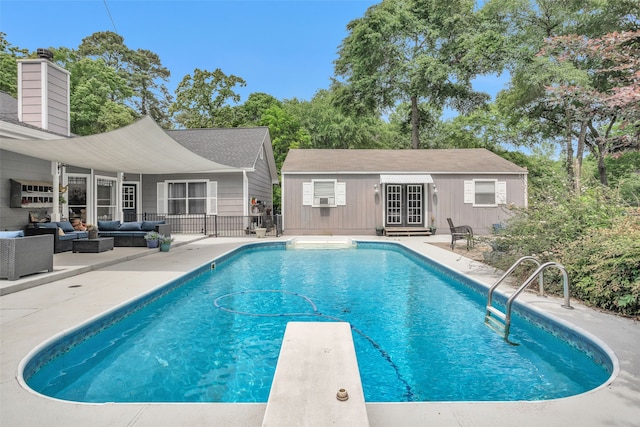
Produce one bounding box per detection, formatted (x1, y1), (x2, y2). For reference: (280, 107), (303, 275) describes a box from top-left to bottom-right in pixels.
(1, 235), (638, 426)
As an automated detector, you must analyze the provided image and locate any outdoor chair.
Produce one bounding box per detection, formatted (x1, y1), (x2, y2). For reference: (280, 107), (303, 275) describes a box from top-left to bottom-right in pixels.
(447, 218), (474, 250)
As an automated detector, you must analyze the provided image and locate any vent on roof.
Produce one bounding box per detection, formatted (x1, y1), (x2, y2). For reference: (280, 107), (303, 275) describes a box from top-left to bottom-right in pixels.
(36, 48), (53, 61)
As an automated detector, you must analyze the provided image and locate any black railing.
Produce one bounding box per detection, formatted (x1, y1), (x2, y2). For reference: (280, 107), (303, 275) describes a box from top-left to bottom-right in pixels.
(129, 213), (282, 237)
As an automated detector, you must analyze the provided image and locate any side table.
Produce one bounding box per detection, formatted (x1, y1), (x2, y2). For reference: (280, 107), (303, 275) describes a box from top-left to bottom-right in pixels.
(72, 237), (114, 253)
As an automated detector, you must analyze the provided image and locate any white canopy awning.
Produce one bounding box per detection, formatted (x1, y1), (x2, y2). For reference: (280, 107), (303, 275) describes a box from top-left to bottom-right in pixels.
(380, 174), (433, 184)
(0, 116), (238, 174)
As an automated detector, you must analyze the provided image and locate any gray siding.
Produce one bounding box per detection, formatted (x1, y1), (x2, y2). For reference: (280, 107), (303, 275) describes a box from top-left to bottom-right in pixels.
(283, 172), (527, 236)
(432, 174), (527, 235)
(247, 145), (275, 210)
(283, 174), (384, 235)
(0, 151), (52, 230)
(141, 172), (245, 216)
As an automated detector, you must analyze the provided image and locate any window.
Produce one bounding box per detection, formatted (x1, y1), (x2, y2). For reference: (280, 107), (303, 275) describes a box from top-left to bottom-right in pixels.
(157, 180), (217, 215)
(96, 177), (117, 220)
(302, 180), (346, 207)
(464, 180), (507, 207)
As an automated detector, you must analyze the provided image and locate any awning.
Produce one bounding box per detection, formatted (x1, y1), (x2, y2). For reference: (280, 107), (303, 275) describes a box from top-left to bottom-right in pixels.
(380, 174), (433, 184)
(0, 116), (239, 174)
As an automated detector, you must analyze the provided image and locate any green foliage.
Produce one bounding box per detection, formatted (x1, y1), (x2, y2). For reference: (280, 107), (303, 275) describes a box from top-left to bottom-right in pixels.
(170, 68), (246, 128)
(603, 152), (640, 206)
(0, 33), (28, 97)
(562, 215), (640, 316)
(487, 177), (637, 315)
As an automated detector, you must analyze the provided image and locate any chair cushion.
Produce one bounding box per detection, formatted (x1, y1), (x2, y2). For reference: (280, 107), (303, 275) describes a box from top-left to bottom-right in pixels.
(98, 220), (121, 231)
(0, 230), (24, 238)
(58, 221), (76, 233)
(119, 221), (143, 231)
(141, 220), (165, 231)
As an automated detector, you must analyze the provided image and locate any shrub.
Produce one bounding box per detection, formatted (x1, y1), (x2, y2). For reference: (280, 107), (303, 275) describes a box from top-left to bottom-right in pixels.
(560, 214), (640, 316)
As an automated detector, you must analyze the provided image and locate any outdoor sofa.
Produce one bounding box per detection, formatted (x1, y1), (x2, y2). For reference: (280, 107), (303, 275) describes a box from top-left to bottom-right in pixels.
(0, 231), (54, 280)
(26, 221), (89, 253)
(97, 220), (170, 247)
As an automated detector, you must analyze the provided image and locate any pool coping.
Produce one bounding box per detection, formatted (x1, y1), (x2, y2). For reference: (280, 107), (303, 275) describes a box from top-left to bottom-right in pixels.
(1, 235), (639, 426)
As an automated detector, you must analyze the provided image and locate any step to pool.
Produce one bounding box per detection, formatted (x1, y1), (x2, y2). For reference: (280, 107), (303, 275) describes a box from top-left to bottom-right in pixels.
(286, 237), (356, 249)
(262, 322), (370, 427)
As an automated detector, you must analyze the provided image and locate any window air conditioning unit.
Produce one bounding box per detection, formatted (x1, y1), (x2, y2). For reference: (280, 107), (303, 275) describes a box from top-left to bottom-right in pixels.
(319, 197), (330, 206)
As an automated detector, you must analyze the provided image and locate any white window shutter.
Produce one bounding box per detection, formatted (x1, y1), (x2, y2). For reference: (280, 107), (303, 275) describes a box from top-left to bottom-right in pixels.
(207, 181), (218, 214)
(302, 182), (312, 206)
(464, 181), (474, 204)
(336, 182), (346, 205)
(496, 181), (507, 204)
(157, 182), (166, 213)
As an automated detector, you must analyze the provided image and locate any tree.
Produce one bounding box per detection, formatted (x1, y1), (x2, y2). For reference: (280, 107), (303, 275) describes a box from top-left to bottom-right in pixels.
(79, 32), (172, 127)
(170, 68), (246, 128)
(236, 92), (282, 126)
(539, 30), (640, 187)
(486, 0), (639, 189)
(285, 89), (398, 149)
(0, 33), (28, 97)
(334, 0), (505, 148)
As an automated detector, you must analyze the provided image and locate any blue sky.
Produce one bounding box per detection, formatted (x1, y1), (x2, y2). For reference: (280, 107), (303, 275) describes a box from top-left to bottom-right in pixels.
(1, 0), (508, 107)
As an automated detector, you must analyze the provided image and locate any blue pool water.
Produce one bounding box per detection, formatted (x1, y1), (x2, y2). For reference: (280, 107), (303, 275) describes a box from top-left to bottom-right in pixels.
(24, 242), (611, 403)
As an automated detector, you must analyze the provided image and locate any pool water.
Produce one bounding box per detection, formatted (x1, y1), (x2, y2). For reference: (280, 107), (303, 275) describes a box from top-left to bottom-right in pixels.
(25, 243), (611, 402)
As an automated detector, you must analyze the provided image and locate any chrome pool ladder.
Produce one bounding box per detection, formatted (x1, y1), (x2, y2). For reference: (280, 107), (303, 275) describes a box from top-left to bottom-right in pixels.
(484, 256), (572, 341)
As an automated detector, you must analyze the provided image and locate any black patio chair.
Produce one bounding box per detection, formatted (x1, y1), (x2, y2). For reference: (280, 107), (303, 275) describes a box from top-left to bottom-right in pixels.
(447, 218), (474, 250)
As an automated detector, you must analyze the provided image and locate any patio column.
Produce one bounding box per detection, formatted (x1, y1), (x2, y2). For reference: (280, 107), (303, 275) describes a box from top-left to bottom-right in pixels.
(51, 161), (60, 222)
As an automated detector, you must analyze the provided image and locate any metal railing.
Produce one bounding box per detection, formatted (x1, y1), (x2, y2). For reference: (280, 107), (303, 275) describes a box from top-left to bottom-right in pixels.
(127, 213), (282, 237)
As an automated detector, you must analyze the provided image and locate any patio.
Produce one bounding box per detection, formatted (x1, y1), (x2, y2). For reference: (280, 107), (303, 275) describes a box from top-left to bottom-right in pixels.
(1, 235), (638, 426)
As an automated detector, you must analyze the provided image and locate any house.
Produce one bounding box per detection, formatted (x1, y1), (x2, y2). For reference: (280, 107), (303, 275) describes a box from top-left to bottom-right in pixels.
(0, 53), (278, 233)
(280, 149), (528, 236)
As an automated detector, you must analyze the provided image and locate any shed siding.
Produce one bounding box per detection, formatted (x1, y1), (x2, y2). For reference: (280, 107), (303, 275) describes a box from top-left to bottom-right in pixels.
(283, 174), (384, 235)
(283, 172), (527, 236)
(431, 174), (527, 235)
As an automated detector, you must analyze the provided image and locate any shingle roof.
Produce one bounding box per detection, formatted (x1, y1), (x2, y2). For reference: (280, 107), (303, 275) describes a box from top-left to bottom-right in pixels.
(281, 149), (527, 174)
(0, 92), (18, 122)
(165, 127), (270, 169)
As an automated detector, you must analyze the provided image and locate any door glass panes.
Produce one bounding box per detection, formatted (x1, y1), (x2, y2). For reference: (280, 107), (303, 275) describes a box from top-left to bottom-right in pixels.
(67, 176), (87, 221)
(123, 186), (135, 209)
(407, 185), (423, 224)
(96, 178), (116, 220)
(386, 185), (402, 225)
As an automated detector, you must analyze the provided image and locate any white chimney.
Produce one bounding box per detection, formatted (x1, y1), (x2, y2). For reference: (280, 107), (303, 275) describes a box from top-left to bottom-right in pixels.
(17, 49), (71, 137)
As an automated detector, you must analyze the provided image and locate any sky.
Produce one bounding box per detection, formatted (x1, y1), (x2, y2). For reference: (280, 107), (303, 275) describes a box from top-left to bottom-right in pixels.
(1, 0), (508, 107)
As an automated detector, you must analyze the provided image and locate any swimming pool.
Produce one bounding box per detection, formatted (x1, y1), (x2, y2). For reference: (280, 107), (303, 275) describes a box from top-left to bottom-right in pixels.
(21, 241), (613, 403)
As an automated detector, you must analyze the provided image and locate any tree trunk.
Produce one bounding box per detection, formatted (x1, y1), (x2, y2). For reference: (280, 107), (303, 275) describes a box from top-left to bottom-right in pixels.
(574, 120), (587, 194)
(565, 105), (575, 190)
(411, 96), (420, 149)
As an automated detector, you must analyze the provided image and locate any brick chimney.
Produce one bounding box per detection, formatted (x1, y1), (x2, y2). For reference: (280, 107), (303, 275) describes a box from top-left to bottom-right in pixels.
(17, 49), (71, 136)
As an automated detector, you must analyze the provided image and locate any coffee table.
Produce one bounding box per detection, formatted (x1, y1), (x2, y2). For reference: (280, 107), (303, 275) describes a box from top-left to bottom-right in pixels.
(72, 237), (114, 253)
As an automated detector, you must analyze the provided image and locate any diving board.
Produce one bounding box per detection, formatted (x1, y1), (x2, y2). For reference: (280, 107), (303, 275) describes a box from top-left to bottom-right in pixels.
(262, 322), (369, 427)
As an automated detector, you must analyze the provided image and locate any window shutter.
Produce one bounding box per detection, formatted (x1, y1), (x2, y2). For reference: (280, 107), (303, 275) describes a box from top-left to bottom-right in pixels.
(464, 181), (474, 204)
(157, 182), (166, 213)
(302, 182), (312, 206)
(496, 181), (507, 204)
(207, 181), (218, 214)
(336, 182), (346, 206)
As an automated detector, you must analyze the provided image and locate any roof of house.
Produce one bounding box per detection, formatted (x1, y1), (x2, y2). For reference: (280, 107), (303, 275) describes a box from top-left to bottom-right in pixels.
(281, 149), (527, 174)
(0, 92), (18, 121)
(165, 127), (270, 169)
